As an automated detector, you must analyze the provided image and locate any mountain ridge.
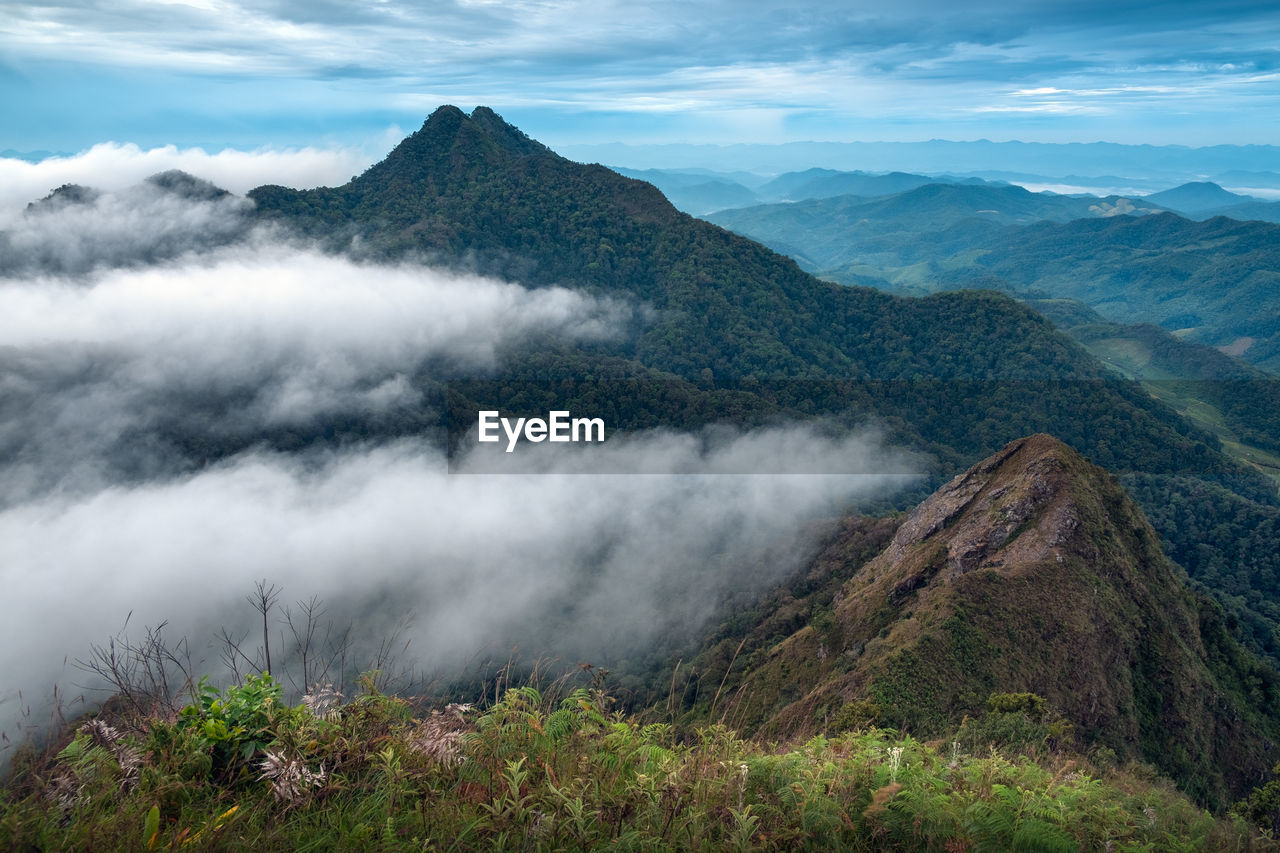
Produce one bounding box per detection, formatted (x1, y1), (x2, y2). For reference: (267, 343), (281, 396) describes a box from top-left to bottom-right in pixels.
(242, 107), (1280, 694)
(708, 184), (1280, 371)
(704, 434), (1280, 808)
(6, 107), (1280, 821)
(245, 106), (1273, 495)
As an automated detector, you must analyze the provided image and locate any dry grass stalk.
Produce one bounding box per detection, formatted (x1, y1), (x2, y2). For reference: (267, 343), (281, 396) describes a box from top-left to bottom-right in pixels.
(406, 703), (474, 767)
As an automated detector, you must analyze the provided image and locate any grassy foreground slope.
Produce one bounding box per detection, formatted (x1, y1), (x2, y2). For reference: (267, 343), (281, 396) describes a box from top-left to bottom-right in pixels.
(0, 678), (1268, 851)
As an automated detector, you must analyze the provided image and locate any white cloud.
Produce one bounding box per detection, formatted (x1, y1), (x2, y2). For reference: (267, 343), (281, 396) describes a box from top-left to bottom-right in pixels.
(0, 134), (917, 756)
(0, 427), (913, 741)
(0, 244), (621, 365)
(0, 243), (634, 505)
(0, 142), (372, 219)
(1, 180), (252, 272)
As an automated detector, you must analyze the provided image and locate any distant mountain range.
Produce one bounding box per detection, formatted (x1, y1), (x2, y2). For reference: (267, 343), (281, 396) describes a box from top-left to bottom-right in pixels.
(615, 162), (1280, 223)
(1144, 181), (1280, 222)
(610, 166), (1009, 216)
(614, 162), (1274, 222)
(560, 138), (1280, 191)
(706, 184), (1280, 372)
(708, 182), (1167, 269)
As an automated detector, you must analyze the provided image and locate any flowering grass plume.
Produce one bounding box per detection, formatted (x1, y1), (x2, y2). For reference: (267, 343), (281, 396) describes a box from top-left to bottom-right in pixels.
(407, 702), (473, 768)
(258, 749), (326, 805)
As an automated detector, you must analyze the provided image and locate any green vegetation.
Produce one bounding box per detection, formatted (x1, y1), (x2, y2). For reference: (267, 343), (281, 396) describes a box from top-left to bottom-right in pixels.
(1022, 306), (1280, 477)
(1124, 474), (1280, 663)
(707, 182), (1161, 286)
(703, 161), (1280, 677)
(4, 434), (1279, 846)
(1, 676), (1268, 851)
(176, 675), (285, 771)
(1235, 763), (1280, 837)
(971, 214), (1280, 368)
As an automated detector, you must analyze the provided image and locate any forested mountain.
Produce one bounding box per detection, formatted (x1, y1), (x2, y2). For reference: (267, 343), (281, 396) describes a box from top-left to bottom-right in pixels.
(5, 106), (1280, 837)
(249, 107), (1256, 488)
(1135, 181), (1280, 223)
(973, 215), (1280, 361)
(247, 107), (1280, 683)
(1202, 198), (1280, 224)
(1027, 301), (1280, 458)
(1145, 181), (1262, 214)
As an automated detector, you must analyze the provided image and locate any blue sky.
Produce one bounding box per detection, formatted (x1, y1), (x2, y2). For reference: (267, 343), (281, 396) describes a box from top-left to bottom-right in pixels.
(2, 0), (1279, 153)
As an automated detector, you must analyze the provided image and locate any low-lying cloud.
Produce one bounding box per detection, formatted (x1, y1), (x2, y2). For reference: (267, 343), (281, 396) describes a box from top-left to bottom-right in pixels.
(0, 142), (372, 225)
(1, 176), (254, 275)
(0, 429), (912, 734)
(0, 244), (631, 504)
(0, 174), (918, 751)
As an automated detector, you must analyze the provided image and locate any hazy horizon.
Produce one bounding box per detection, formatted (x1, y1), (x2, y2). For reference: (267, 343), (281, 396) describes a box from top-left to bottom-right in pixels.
(5, 124), (1280, 211)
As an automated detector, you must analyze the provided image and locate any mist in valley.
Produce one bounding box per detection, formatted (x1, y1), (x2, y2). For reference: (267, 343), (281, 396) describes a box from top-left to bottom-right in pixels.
(0, 151), (919, 750)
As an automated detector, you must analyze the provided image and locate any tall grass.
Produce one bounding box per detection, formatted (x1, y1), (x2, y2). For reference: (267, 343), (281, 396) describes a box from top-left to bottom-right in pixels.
(1, 672), (1270, 851)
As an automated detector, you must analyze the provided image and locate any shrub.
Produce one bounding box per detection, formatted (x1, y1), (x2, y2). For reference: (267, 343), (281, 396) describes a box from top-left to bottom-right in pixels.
(175, 672), (285, 775)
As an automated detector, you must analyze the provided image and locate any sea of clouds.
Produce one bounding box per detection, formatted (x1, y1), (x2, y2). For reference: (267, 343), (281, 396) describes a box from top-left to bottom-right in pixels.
(0, 146), (917, 746)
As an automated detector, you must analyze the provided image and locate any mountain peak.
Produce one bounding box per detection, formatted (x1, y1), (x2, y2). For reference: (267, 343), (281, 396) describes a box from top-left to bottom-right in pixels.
(144, 169), (231, 201)
(26, 183), (99, 212)
(878, 432), (1089, 576)
(733, 432), (1278, 807)
(410, 104), (552, 160)
(1145, 180), (1255, 213)
(468, 106), (553, 158)
(353, 105), (557, 192)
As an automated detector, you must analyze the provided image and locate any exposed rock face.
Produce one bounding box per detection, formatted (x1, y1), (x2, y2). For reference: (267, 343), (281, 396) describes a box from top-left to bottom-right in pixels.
(734, 434), (1279, 808)
(882, 434), (1085, 577)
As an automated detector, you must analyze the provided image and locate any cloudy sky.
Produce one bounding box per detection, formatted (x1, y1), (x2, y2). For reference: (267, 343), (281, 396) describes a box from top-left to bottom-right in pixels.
(2, 0), (1279, 153)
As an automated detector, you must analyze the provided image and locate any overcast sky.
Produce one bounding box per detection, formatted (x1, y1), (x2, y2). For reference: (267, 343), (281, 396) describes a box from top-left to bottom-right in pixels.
(2, 0), (1279, 152)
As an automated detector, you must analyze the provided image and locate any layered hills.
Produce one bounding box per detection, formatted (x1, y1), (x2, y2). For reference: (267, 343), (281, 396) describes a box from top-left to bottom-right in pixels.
(1143, 181), (1280, 222)
(248, 108), (1240, 466)
(609, 165), (1004, 215)
(708, 182), (1165, 273)
(8, 109), (1275, 666)
(708, 185), (1280, 372)
(1145, 181), (1262, 215)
